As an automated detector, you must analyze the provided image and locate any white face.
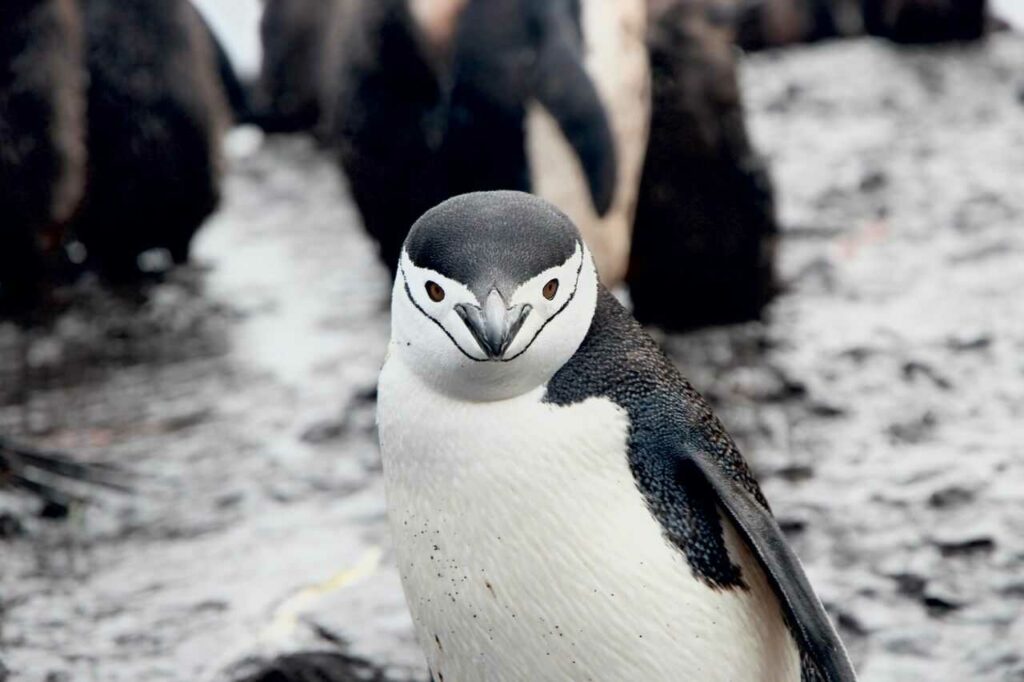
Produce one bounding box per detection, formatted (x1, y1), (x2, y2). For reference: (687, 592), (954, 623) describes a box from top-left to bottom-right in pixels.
(389, 243), (599, 402)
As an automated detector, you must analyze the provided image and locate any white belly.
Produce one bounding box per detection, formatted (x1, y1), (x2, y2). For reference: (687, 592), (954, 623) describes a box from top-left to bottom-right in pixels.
(378, 355), (800, 682)
(528, 0), (651, 287)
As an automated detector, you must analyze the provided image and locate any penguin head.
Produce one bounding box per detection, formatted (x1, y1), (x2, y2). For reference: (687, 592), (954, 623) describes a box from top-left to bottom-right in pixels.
(391, 191), (599, 401)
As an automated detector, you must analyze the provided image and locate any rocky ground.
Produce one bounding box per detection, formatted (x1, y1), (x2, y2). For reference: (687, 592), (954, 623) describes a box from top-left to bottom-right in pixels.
(2, 34), (1023, 682)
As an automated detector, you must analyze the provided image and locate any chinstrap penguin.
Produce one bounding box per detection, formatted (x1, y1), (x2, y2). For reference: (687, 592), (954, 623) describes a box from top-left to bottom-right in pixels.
(377, 191), (856, 681)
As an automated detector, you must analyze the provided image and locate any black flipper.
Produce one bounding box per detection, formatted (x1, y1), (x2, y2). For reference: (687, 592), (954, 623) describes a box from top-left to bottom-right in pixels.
(545, 288), (855, 681)
(531, 8), (617, 216)
(444, 0), (617, 216)
(683, 453), (856, 681)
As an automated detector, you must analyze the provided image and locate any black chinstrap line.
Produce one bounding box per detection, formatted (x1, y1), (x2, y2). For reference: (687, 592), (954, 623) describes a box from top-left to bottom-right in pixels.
(399, 250), (585, 364)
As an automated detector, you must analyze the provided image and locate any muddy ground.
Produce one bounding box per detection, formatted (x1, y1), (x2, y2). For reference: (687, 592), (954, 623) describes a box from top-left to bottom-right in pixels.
(2, 35), (1024, 682)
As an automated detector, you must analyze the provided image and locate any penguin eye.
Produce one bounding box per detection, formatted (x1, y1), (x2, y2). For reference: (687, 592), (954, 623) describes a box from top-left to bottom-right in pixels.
(425, 281), (446, 302)
(542, 279), (559, 300)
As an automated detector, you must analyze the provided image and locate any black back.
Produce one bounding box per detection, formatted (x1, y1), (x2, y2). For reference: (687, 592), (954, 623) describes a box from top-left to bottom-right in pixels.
(253, 0), (333, 132)
(75, 0), (227, 281)
(545, 288), (856, 682)
(628, 1), (777, 331)
(332, 0), (447, 277)
(862, 0), (986, 43)
(332, 0), (615, 277)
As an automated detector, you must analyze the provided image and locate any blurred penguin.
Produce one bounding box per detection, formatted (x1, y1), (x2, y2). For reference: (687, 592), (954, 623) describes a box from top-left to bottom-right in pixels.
(735, 0), (856, 49)
(74, 0), (231, 281)
(255, 0), (353, 135)
(331, 0), (446, 276)
(0, 0), (86, 319)
(447, 0), (649, 285)
(628, 0), (778, 330)
(735, 0), (988, 47)
(862, 0), (988, 43)
(331, 0), (635, 280)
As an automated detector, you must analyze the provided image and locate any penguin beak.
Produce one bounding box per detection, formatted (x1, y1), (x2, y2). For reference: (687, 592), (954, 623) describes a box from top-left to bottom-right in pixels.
(455, 290), (532, 360)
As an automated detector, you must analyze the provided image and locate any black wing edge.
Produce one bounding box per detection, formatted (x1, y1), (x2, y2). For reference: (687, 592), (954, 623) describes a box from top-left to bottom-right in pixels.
(684, 455), (858, 682)
(532, 16), (618, 217)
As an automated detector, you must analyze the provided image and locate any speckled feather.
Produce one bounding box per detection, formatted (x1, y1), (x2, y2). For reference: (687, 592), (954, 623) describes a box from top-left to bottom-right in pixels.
(546, 286), (850, 682)
(545, 287), (769, 588)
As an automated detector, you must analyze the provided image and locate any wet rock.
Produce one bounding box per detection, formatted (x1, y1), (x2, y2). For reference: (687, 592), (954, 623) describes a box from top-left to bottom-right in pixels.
(836, 609), (869, 638)
(859, 169), (888, 192)
(0, 511), (25, 539)
(901, 361), (953, 390)
(301, 420), (347, 445)
(232, 652), (418, 682)
(890, 572), (927, 598)
(778, 517), (807, 536)
(922, 594), (961, 617)
(927, 485), (976, 509)
(775, 463), (816, 482)
(934, 536), (996, 558)
(945, 335), (992, 352)
(886, 411), (937, 444)
(38, 500), (70, 520)
(807, 401), (846, 418)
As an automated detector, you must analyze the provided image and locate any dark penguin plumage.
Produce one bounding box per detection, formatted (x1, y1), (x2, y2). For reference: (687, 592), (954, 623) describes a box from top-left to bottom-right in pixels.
(388, 190), (855, 680)
(0, 0), (86, 318)
(628, 0), (777, 331)
(861, 0), (987, 43)
(545, 289), (855, 681)
(332, 0), (447, 277)
(331, 0), (616, 276)
(74, 0), (230, 281)
(735, 0), (856, 50)
(442, 0), (616, 210)
(254, 0), (345, 134)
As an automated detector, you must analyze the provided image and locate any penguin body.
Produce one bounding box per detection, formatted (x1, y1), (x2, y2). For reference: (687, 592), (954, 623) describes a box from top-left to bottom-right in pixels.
(256, 0), (352, 134)
(332, 0), (447, 277)
(378, 192), (855, 682)
(628, 0), (778, 331)
(75, 0), (229, 280)
(331, 0), (624, 279)
(526, 0), (650, 285)
(862, 0), (987, 43)
(0, 0), (86, 317)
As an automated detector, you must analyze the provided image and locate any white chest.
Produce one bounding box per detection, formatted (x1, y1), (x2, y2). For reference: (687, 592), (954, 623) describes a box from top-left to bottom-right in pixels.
(377, 356), (800, 682)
